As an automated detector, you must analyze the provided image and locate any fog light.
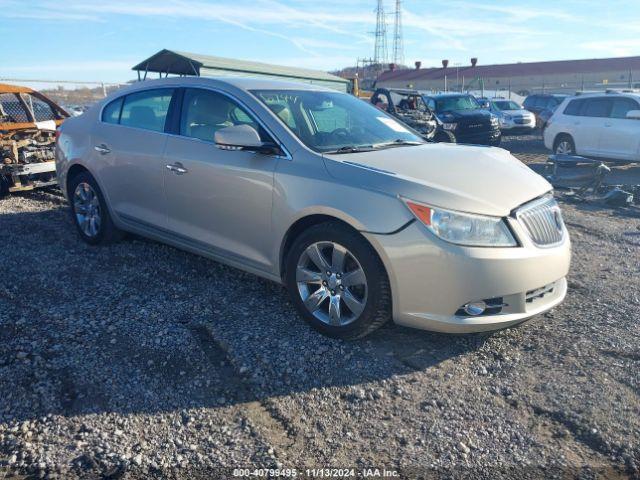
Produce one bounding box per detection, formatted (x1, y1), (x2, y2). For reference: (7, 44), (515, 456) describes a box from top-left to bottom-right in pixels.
(463, 301), (486, 316)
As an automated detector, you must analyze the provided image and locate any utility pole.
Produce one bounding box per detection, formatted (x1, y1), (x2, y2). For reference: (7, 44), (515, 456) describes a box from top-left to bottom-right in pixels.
(392, 0), (404, 66)
(373, 0), (388, 75)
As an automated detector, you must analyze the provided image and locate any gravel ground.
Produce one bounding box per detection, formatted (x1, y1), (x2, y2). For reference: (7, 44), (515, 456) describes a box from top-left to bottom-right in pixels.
(0, 137), (639, 479)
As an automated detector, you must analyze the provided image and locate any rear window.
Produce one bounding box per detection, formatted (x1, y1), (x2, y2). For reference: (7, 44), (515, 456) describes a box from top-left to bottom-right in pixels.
(102, 97), (123, 124)
(0, 93), (30, 123)
(119, 89), (174, 132)
(25, 95), (57, 121)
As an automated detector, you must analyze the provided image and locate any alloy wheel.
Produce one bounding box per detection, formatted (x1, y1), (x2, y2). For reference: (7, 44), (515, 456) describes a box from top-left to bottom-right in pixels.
(556, 140), (573, 154)
(73, 182), (102, 238)
(296, 241), (367, 326)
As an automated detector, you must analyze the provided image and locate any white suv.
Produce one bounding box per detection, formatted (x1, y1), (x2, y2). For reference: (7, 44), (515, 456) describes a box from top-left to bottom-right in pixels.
(544, 92), (640, 162)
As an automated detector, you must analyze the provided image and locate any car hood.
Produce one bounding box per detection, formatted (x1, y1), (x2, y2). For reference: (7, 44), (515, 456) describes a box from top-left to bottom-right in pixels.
(502, 109), (532, 115)
(437, 109), (492, 122)
(323, 143), (551, 217)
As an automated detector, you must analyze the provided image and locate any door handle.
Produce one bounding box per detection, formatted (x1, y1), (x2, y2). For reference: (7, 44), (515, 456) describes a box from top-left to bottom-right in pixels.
(604, 123), (612, 127)
(94, 144), (111, 154)
(165, 162), (188, 175)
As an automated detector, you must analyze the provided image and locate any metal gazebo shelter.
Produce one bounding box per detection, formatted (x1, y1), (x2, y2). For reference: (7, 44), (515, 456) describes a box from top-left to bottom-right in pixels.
(132, 49), (350, 92)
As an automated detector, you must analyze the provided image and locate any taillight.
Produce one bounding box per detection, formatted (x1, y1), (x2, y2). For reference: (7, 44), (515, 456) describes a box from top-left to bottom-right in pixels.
(55, 128), (61, 140)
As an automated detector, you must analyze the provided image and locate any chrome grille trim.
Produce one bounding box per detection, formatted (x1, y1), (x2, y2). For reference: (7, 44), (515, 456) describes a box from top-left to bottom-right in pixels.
(515, 195), (565, 247)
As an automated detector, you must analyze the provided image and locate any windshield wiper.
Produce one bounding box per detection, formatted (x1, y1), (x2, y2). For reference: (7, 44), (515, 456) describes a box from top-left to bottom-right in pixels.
(325, 145), (375, 154)
(373, 139), (425, 149)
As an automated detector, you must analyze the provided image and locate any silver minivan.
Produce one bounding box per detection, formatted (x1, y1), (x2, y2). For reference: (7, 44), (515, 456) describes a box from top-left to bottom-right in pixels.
(56, 77), (570, 339)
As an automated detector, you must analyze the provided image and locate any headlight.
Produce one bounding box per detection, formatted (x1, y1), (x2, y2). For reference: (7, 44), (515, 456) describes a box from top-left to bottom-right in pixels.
(443, 122), (457, 131)
(403, 199), (517, 247)
(502, 114), (512, 120)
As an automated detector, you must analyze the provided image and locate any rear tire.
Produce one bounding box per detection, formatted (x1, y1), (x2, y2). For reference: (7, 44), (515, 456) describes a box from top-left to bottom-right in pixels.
(554, 134), (576, 167)
(284, 222), (391, 340)
(68, 171), (123, 245)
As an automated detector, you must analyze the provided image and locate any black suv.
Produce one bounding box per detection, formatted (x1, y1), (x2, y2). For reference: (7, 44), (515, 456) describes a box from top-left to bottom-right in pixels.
(421, 93), (501, 146)
(523, 94), (568, 128)
(371, 88), (455, 143)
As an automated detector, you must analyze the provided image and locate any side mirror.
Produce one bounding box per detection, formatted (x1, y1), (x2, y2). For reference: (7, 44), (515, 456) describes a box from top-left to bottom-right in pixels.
(626, 110), (640, 120)
(214, 125), (280, 154)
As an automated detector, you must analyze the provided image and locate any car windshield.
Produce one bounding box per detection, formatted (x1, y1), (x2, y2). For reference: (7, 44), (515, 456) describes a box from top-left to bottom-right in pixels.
(434, 95), (479, 112)
(251, 89), (425, 153)
(493, 100), (521, 111)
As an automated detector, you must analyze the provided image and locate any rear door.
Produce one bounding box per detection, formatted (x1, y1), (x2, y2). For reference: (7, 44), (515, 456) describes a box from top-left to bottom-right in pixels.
(162, 87), (281, 272)
(91, 88), (175, 228)
(573, 97), (612, 156)
(598, 97), (640, 160)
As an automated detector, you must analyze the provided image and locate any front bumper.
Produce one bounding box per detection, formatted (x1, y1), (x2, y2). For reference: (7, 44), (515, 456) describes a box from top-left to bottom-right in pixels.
(455, 126), (501, 145)
(500, 117), (536, 132)
(364, 219), (571, 333)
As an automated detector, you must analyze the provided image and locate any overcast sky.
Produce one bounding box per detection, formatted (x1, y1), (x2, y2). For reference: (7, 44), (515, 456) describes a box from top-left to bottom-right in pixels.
(2, 0), (640, 85)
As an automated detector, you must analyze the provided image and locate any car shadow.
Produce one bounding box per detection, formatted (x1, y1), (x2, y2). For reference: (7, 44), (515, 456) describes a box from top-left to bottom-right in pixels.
(0, 200), (493, 424)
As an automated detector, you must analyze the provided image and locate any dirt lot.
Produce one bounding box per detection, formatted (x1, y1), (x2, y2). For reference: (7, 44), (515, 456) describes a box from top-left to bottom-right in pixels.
(1, 136), (639, 479)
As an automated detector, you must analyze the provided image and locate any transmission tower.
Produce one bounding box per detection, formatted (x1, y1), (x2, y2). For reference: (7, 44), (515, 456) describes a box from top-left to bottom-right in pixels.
(373, 0), (388, 68)
(392, 0), (404, 66)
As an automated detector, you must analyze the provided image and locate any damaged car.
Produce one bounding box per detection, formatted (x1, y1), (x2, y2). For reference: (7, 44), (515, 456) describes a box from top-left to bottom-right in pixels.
(0, 83), (69, 197)
(371, 88), (455, 143)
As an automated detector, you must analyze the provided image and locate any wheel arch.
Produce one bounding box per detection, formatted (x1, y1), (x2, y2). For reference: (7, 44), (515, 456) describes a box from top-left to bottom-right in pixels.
(553, 132), (574, 151)
(279, 213), (391, 284)
(65, 163), (90, 197)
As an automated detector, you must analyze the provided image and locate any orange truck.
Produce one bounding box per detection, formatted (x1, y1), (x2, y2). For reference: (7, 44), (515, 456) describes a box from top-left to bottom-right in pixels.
(0, 83), (69, 196)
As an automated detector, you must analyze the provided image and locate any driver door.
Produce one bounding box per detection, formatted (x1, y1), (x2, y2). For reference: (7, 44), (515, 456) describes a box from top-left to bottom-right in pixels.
(162, 88), (281, 272)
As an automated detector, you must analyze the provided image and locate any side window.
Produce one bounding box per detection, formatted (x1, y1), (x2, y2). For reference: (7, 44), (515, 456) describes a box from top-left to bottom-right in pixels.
(0, 93), (30, 123)
(180, 88), (270, 142)
(25, 95), (57, 121)
(102, 97), (123, 124)
(268, 102), (297, 129)
(582, 98), (612, 118)
(610, 98), (640, 119)
(563, 99), (584, 116)
(307, 102), (349, 133)
(426, 98), (436, 111)
(120, 89), (174, 132)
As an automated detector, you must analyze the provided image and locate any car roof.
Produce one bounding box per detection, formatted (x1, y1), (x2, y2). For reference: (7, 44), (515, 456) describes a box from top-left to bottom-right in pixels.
(569, 91), (640, 100)
(425, 92), (473, 98)
(527, 93), (567, 98)
(119, 76), (336, 93)
(0, 83), (36, 94)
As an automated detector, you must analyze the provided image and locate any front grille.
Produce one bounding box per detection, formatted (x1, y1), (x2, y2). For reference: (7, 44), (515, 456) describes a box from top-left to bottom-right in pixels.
(515, 195), (565, 246)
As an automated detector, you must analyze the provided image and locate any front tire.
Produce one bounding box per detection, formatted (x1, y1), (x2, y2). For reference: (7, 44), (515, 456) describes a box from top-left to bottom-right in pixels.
(285, 222), (391, 340)
(432, 130), (455, 143)
(68, 171), (122, 245)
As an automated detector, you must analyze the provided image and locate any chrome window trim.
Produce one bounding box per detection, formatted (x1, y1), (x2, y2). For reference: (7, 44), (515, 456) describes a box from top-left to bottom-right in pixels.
(98, 83), (292, 161)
